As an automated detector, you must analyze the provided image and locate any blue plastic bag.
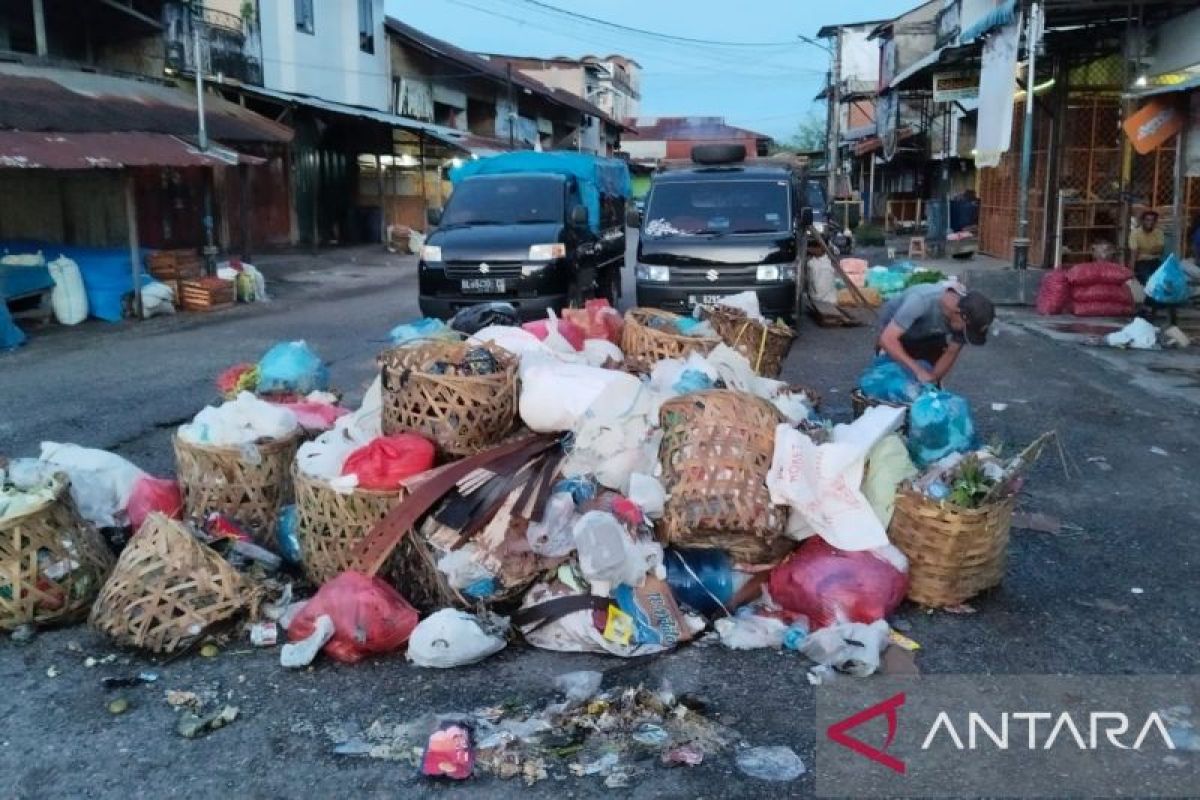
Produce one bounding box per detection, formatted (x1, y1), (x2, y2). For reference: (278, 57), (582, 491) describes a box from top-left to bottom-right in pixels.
(257, 340), (329, 395)
(866, 267), (908, 298)
(0, 300), (27, 350)
(857, 355), (928, 403)
(1145, 254), (1190, 305)
(389, 317), (458, 345)
(275, 505), (302, 564)
(673, 368), (714, 395)
(908, 389), (979, 467)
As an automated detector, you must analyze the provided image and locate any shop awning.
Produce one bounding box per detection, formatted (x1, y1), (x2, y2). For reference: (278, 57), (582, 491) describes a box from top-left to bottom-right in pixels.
(960, 0), (1018, 43)
(0, 131), (264, 169)
(853, 127), (917, 156)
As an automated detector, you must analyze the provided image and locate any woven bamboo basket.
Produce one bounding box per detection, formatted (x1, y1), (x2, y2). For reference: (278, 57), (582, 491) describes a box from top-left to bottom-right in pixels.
(293, 466), (405, 585)
(0, 476), (114, 630)
(173, 431), (301, 546)
(89, 513), (260, 653)
(850, 389), (911, 433)
(379, 341), (518, 458)
(703, 306), (796, 378)
(658, 390), (792, 564)
(620, 308), (721, 374)
(888, 487), (1017, 607)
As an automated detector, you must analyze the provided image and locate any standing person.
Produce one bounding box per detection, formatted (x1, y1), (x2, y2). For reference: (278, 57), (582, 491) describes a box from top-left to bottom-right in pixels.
(1130, 209), (1165, 285)
(876, 281), (995, 384)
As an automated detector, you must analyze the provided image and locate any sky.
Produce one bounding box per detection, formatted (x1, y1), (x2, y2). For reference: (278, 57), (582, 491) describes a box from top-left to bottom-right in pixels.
(384, 0), (918, 142)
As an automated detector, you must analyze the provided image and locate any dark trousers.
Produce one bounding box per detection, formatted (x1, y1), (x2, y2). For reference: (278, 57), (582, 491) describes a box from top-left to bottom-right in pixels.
(901, 335), (949, 366)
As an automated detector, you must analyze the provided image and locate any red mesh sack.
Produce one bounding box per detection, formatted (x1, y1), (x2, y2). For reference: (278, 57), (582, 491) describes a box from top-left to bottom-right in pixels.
(1066, 261), (1133, 287)
(562, 299), (624, 344)
(341, 434), (435, 491)
(1036, 270), (1070, 315)
(1071, 300), (1134, 318)
(288, 571), (419, 663)
(767, 538), (908, 628)
(128, 476), (183, 531)
(522, 316), (586, 351)
(1071, 283), (1132, 305)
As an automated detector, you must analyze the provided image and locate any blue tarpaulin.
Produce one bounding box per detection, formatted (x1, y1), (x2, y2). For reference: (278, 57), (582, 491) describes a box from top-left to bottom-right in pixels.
(0, 239), (150, 321)
(449, 151), (631, 232)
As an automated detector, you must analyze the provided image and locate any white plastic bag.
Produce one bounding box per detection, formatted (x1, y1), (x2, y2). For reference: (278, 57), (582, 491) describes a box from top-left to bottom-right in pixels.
(47, 255), (87, 325)
(809, 255), (838, 305)
(140, 281), (176, 318)
(561, 379), (662, 491)
(627, 473), (666, 519)
(520, 360), (637, 433)
(526, 492), (579, 556)
(38, 442), (147, 528)
(436, 547), (494, 590)
(714, 614), (789, 650)
(471, 325), (551, 362)
(766, 406), (905, 551)
(407, 609), (508, 668)
(801, 620), (890, 677)
(580, 338), (623, 367)
(572, 511), (662, 589)
(178, 392), (299, 447)
(716, 290), (764, 321)
(1104, 317), (1158, 350)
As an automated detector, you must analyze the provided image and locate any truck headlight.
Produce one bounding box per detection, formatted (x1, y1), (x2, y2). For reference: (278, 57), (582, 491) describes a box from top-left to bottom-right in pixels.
(756, 265), (781, 281)
(421, 245), (442, 262)
(636, 264), (670, 282)
(528, 243), (566, 260)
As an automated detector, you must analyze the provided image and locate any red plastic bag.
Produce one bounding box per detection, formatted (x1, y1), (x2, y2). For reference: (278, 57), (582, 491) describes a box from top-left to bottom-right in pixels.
(288, 571), (419, 664)
(1036, 270), (1070, 315)
(127, 476), (183, 531)
(272, 400), (349, 431)
(767, 538), (908, 628)
(562, 299), (623, 344)
(215, 363), (258, 398)
(522, 315), (586, 351)
(1071, 283), (1131, 305)
(1066, 261), (1133, 287)
(341, 434), (436, 490)
(1071, 300), (1134, 318)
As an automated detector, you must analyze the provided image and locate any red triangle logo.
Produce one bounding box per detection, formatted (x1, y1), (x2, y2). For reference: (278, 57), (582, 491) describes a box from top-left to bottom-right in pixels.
(826, 691), (907, 774)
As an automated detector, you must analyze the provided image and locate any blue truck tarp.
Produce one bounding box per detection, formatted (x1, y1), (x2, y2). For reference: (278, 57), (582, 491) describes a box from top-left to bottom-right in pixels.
(1, 240), (151, 322)
(449, 152), (631, 232)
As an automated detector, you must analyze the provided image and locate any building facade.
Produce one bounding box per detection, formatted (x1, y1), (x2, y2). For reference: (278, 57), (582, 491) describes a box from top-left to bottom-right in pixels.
(619, 117), (772, 164)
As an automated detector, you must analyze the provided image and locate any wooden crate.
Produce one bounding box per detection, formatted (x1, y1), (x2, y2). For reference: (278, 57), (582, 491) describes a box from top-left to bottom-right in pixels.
(147, 250), (204, 282)
(179, 277), (234, 312)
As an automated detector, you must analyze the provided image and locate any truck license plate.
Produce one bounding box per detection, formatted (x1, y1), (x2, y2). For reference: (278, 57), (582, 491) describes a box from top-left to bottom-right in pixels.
(688, 294), (724, 306)
(461, 278), (505, 294)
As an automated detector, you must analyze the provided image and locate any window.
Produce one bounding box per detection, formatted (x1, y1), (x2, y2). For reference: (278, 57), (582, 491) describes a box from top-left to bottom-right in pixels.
(294, 0), (314, 35)
(644, 180), (791, 237)
(441, 178), (565, 227)
(358, 0), (374, 53)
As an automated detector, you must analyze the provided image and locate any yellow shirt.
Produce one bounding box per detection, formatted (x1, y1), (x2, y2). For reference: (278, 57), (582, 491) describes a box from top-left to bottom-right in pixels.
(1132, 226), (1165, 260)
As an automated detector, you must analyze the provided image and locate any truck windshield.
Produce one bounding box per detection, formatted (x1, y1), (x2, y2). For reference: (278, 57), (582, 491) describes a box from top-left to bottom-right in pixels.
(644, 180), (791, 237)
(804, 179), (827, 211)
(441, 177), (564, 227)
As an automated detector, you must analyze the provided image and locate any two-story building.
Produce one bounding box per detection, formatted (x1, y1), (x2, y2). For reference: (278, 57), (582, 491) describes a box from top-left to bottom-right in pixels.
(479, 53), (642, 124)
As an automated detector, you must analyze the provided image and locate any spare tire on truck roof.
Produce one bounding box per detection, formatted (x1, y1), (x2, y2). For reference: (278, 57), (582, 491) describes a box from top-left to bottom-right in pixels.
(690, 144), (746, 165)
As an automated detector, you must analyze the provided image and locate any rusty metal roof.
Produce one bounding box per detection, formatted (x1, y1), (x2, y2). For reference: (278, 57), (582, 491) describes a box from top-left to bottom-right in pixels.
(0, 63), (291, 143)
(0, 131), (266, 169)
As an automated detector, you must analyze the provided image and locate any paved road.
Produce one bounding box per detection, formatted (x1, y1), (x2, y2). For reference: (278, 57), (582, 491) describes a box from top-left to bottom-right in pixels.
(2, 246), (1199, 798)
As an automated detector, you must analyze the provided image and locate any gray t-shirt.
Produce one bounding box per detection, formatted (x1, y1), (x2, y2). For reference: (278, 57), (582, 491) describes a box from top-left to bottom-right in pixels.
(878, 282), (966, 345)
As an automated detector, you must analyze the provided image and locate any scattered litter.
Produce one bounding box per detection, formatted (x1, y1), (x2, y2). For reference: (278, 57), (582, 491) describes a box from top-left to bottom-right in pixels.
(165, 690), (201, 710)
(9, 624), (36, 644)
(1150, 446), (1169, 457)
(554, 670), (603, 706)
(991, 402), (1008, 412)
(281, 614), (335, 668)
(940, 603), (977, 615)
(1012, 511), (1064, 535)
(101, 672), (158, 689)
(662, 745), (704, 767)
(45, 666), (59, 678)
(1104, 317), (1158, 350)
(199, 643), (220, 659)
(107, 698), (130, 715)
(177, 704), (239, 739)
(736, 745), (806, 781)
(1130, 587), (1145, 595)
(421, 720), (474, 780)
(248, 621), (279, 647)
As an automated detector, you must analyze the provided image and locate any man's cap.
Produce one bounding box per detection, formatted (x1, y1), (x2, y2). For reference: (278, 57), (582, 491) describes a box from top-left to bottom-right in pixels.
(1141, 209), (1160, 219)
(960, 291), (995, 345)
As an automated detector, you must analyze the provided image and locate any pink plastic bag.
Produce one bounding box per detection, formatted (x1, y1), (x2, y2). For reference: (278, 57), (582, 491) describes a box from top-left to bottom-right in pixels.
(522, 314), (586, 351)
(562, 299), (623, 345)
(288, 571), (419, 664)
(1036, 270), (1070, 315)
(768, 538), (908, 628)
(271, 400), (349, 431)
(127, 476), (183, 531)
(341, 434), (436, 491)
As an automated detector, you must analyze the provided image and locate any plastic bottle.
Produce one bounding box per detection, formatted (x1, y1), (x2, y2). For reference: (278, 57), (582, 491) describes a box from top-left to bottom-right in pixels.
(664, 548), (736, 616)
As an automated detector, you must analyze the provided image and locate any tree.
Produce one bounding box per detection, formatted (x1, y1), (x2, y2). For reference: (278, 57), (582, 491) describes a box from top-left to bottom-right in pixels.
(787, 112), (828, 152)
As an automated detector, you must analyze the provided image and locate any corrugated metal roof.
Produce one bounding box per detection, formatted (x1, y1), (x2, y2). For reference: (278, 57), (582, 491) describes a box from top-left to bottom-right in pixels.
(622, 117), (772, 143)
(0, 131), (265, 169)
(0, 63), (291, 143)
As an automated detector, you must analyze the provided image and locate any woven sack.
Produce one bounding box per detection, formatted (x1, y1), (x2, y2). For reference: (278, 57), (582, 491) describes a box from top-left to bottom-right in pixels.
(89, 513), (259, 653)
(888, 487), (1016, 607)
(658, 390), (791, 563)
(703, 306), (795, 378)
(0, 475), (114, 630)
(620, 308), (720, 374)
(379, 341), (518, 458)
(173, 431), (301, 546)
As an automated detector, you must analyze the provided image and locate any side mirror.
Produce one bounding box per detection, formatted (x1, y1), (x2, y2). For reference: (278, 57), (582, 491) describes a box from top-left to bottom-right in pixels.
(426, 207), (443, 226)
(799, 207), (814, 228)
(570, 205), (589, 227)
(625, 207), (641, 228)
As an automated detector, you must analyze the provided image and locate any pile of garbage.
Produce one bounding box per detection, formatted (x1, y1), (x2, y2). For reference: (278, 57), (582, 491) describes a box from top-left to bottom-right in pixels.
(810, 255), (947, 309)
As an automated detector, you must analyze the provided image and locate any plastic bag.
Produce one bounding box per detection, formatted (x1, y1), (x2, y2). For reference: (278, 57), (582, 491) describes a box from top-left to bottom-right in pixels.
(470, 325), (551, 361)
(1104, 317), (1158, 349)
(857, 355), (926, 403)
(801, 619), (890, 677)
(38, 442), (147, 528)
(665, 548), (737, 616)
(908, 389), (978, 467)
(178, 392), (299, 447)
(340, 433), (435, 490)
(271, 400), (348, 431)
(526, 492), (580, 557)
(140, 281), (176, 318)
(1036, 270), (1070, 315)
(809, 255), (838, 304)
(561, 378), (662, 492)
(1145, 254), (1190, 304)
(389, 317), (459, 346)
(407, 609), (508, 668)
(1066, 261), (1132, 286)
(287, 571), (419, 664)
(0, 301), (26, 351)
(519, 359), (637, 433)
(127, 476), (183, 531)
(561, 299), (623, 344)
(276, 504), (302, 563)
(866, 267), (908, 297)
(449, 302), (518, 335)
(768, 538), (908, 628)
(216, 363), (259, 399)
(714, 614), (789, 650)
(257, 341), (329, 395)
(572, 511), (662, 588)
(522, 310), (585, 352)
(627, 473), (666, 519)
(862, 434), (917, 527)
(48, 255), (87, 325)
(579, 338), (623, 367)
(716, 290), (763, 321)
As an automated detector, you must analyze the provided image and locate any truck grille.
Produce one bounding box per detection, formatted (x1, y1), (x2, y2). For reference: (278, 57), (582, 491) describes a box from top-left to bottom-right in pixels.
(444, 260), (523, 278)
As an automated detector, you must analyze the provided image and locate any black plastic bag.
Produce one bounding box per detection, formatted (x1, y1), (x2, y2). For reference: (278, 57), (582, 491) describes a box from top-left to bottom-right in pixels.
(449, 302), (519, 334)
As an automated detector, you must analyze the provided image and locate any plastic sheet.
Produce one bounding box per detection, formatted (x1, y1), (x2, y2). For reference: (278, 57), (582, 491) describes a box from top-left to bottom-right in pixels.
(287, 571), (419, 664)
(520, 358), (638, 433)
(908, 389), (978, 467)
(340, 434), (435, 491)
(768, 538), (908, 628)
(257, 341), (329, 395)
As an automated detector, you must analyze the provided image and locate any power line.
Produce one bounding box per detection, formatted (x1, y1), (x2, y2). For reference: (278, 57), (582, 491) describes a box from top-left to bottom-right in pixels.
(503, 0), (800, 47)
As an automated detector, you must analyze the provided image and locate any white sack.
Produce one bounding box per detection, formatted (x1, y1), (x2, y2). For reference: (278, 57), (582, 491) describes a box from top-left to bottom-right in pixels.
(48, 256), (87, 325)
(407, 609), (508, 668)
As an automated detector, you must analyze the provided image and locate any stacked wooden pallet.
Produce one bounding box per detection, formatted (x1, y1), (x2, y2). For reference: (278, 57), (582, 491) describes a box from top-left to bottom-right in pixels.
(178, 277), (235, 312)
(147, 249), (205, 306)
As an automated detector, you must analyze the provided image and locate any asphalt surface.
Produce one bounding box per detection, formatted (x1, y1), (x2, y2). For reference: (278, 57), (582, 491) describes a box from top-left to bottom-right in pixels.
(2, 243), (1199, 798)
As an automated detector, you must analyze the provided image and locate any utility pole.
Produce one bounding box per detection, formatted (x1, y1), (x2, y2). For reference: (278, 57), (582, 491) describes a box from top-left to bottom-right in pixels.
(506, 62), (515, 148)
(192, 9), (216, 274)
(1013, 2), (1042, 270)
(829, 28), (842, 201)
